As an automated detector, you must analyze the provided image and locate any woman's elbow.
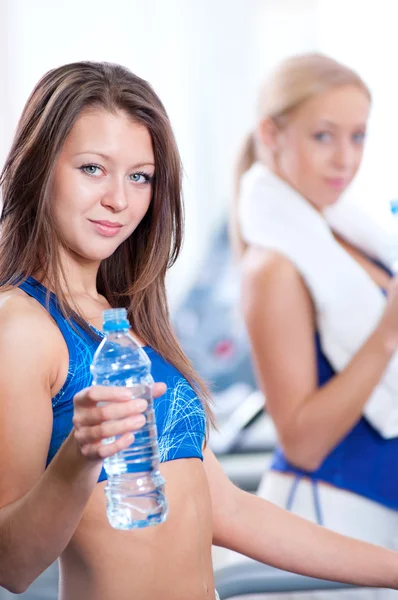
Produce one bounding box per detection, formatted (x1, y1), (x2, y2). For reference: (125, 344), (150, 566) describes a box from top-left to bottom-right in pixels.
(281, 438), (326, 473)
(0, 565), (34, 595)
(0, 577), (30, 595)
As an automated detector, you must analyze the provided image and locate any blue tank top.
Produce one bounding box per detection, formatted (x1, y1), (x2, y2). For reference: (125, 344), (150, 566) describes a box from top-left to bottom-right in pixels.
(18, 277), (206, 482)
(271, 331), (398, 509)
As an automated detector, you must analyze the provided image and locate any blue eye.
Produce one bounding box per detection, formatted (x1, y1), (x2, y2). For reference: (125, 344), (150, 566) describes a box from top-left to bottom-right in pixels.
(80, 164), (102, 176)
(313, 131), (332, 142)
(352, 132), (366, 144)
(129, 171), (152, 184)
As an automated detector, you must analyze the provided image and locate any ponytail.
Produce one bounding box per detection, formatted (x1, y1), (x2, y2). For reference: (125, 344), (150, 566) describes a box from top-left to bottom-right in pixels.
(230, 132), (257, 257)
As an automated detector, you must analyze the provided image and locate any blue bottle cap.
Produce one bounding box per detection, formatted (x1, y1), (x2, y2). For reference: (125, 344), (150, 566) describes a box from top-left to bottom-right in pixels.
(103, 308), (130, 332)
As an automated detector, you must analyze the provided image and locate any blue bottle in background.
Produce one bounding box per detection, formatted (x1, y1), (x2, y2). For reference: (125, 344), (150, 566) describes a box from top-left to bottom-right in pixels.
(390, 199), (398, 273)
(390, 199), (398, 216)
(90, 308), (168, 530)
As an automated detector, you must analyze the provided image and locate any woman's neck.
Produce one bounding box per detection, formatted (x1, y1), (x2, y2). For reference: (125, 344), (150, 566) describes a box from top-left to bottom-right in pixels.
(269, 164), (326, 216)
(44, 249), (101, 299)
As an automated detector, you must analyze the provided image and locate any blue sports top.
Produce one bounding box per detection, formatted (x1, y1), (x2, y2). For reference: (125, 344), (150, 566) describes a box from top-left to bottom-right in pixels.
(272, 331), (398, 510)
(19, 277), (206, 482)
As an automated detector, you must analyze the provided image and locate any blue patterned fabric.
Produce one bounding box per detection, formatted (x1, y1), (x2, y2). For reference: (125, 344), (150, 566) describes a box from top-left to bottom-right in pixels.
(18, 277), (206, 481)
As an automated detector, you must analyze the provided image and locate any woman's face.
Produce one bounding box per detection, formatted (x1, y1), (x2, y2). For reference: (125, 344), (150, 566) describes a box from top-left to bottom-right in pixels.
(51, 108), (155, 264)
(269, 85), (370, 210)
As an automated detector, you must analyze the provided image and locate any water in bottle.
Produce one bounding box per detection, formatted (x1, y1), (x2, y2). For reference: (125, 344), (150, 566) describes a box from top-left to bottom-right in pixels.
(90, 308), (168, 530)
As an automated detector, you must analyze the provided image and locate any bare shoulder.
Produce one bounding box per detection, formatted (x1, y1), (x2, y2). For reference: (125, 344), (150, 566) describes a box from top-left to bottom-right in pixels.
(0, 286), (57, 331)
(0, 287), (66, 369)
(240, 247), (311, 312)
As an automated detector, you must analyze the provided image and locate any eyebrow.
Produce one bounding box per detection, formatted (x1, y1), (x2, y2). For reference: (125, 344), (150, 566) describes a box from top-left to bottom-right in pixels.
(316, 119), (367, 130)
(75, 151), (155, 167)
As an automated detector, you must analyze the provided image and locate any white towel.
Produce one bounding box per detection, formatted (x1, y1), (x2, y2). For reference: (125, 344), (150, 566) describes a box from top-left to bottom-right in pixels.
(239, 162), (398, 439)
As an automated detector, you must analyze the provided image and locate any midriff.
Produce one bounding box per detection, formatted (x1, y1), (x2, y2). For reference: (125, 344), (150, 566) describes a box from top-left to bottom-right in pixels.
(59, 459), (215, 600)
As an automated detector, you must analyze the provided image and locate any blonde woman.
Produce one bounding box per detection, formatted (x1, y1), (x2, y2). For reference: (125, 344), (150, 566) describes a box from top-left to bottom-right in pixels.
(234, 53), (398, 599)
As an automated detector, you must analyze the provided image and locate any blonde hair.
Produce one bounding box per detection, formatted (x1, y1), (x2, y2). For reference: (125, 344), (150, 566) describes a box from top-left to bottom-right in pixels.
(231, 52), (371, 255)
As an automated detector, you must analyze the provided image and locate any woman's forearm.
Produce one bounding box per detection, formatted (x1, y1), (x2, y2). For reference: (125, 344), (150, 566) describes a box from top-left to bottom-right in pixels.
(284, 326), (395, 470)
(0, 433), (102, 593)
(215, 487), (398, 590)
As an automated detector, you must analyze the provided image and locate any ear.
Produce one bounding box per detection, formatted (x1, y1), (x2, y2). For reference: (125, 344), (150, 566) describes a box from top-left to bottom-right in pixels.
(257, 117), (280, 152)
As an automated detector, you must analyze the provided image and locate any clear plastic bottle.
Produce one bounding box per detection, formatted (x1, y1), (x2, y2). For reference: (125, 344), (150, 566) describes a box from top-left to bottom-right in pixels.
(90, 308), (168, 530)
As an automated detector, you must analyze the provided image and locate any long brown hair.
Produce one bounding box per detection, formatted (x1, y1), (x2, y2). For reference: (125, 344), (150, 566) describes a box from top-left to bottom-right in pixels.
(231, 52), (371, 256)
(0, 61), (213, 426)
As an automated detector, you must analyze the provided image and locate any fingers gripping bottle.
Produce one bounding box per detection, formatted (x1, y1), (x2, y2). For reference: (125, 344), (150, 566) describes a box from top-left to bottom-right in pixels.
(90, 308), (168, 529)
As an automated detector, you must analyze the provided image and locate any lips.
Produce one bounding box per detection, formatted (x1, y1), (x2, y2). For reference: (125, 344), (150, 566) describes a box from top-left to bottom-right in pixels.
(325, 178), (349, 190)
(89, 219), (123, 237)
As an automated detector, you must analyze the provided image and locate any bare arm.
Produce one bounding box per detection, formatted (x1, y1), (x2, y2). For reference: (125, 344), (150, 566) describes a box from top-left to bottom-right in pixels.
(0, 294), (156, 593)
(205, 448), (398, 589)
(241, 249), (398, 471)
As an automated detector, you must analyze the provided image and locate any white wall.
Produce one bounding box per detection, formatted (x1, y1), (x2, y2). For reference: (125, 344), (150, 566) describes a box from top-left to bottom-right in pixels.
(318, 0), (398, 218)
(0, 0), (12, 169)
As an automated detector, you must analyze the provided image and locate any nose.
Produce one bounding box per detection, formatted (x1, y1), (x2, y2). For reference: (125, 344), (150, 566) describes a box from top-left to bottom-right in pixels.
(101, 176), (128, 212)
(333, 139), (358, 171)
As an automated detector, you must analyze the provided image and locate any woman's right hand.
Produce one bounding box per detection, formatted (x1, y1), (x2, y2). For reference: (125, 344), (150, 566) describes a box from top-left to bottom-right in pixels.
(72, 382), (166, 460)
(377, 276), (398, 351)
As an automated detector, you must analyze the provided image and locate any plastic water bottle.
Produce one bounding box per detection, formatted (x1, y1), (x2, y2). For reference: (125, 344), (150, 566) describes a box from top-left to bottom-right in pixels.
(90, 308), (168, 530)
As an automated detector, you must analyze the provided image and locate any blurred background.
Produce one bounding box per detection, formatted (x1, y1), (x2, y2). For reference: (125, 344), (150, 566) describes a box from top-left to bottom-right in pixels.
(1, 0), (398, 597)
